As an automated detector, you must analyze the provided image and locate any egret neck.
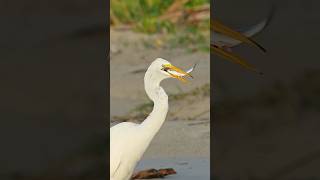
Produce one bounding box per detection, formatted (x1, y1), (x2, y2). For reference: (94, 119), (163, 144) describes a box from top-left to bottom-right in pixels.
(140, 67), (169, 142)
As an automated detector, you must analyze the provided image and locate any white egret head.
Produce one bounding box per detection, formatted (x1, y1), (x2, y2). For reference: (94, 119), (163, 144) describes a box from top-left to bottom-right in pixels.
(148, 58), (193, 83)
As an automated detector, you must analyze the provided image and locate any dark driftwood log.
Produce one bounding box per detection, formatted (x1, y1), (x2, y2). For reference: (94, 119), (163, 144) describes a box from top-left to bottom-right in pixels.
(131, 168), (176, 179)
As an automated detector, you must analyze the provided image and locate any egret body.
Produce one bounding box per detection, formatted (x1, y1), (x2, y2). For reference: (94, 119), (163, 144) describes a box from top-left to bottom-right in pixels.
(110, 58), (193, 180)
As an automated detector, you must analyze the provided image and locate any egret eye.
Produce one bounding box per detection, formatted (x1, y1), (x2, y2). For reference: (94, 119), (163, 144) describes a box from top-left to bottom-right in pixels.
(161, 65), (169, 72)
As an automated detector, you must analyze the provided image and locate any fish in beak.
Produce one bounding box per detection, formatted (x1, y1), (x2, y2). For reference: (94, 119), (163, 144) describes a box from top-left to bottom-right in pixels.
(162, 64), (196, 83)
(211, 19), (268, 74)
(212, 20), (266, 52)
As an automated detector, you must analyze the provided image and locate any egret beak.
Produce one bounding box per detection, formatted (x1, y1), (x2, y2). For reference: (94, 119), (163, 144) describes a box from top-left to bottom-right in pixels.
(212, 20), (266, 52)
(211, 20), (265, 74)
(162, 64), (193, 83)
(211, 44), (262, 74)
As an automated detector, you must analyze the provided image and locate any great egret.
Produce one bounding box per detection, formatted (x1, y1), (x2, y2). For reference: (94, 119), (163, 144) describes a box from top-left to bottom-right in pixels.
(110, 58), (194, 180)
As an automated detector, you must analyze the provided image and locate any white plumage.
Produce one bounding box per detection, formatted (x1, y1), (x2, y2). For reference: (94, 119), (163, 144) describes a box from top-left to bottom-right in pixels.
(110, 58), (193, 180)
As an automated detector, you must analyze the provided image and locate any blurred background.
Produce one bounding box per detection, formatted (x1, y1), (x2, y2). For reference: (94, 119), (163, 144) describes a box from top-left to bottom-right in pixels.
(110, 0), (210, 179)
(0, 0), (107, 180)
(213, 0), (320, 179)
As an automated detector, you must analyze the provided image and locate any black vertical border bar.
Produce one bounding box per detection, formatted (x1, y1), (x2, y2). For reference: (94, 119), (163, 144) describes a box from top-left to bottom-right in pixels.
(210, 0), (214, 179)
(106, 0), (110, 178)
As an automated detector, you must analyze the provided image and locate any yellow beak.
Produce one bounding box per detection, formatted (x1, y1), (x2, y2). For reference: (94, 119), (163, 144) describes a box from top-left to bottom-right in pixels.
(211, 20), (265, 74)
(162, 64), (193, 83)
(212, 20), (266, 52)
(211, 45), (262, 74)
